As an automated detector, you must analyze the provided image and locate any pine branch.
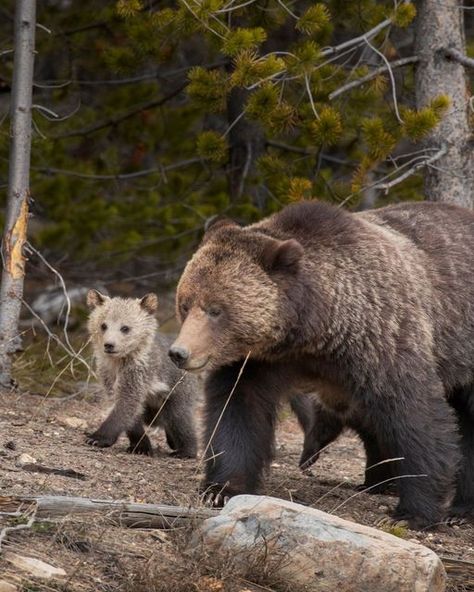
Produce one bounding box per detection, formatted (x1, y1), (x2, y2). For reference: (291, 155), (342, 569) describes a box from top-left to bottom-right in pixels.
(52, 83), (187, 139)
(329, 56), (419, 100)
(373, 143), (448, 192)
(443, 47), (474, 70)
(266, 140), (357, 167)
(321, 18), (392, 58)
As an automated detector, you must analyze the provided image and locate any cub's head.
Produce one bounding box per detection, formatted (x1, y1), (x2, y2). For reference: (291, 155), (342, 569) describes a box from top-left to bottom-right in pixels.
(169, 219), (303, 371)
(87, 291), (158, 358)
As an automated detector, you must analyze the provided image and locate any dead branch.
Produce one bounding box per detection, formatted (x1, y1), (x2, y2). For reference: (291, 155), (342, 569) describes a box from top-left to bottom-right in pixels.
(0, 495), (218, 529)
(443, 47), (474, 70)
(329, 56), (419, 100)
(0, 501), (37, 550)
(52, 83), (187, 139)
(33, 157), (202, 181)
(373, 143), (448, 193)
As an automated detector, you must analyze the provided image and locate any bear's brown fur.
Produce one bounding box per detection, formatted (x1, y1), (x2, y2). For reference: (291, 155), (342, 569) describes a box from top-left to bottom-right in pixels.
(169, 200), (474, 527)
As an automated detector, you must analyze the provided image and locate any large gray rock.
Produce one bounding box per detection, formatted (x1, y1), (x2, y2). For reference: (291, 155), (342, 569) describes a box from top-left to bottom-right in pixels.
(197, 495), (446, 592)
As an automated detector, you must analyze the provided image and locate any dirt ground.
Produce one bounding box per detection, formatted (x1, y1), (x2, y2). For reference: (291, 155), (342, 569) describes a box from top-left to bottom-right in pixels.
(1, 386), (473, 591)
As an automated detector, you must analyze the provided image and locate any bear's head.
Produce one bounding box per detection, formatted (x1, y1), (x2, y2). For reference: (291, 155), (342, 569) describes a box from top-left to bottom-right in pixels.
(169, 219), (304, 371)
(87, 291), (158, 358)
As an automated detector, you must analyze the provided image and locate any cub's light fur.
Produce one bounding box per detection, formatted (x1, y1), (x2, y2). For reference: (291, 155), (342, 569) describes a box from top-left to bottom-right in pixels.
(86, 290), (198, 458)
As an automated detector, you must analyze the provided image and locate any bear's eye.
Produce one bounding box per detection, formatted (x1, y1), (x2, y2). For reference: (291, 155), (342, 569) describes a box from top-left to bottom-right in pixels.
(120, 325), (130, 334)
(100, 323), (107, 331)
(180, 303), (190, 317)
(207, 305), (222, 318)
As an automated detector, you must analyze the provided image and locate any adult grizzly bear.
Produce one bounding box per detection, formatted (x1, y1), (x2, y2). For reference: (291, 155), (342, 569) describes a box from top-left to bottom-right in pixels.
(169, 200), (474, 528)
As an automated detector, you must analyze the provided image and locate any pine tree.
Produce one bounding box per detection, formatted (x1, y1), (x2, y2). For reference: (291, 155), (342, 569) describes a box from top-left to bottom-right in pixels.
(0, 0), (471, 274)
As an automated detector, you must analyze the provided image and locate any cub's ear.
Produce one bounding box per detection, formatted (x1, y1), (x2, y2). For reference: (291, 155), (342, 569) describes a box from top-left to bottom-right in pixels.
(140, 293), (159, 315)
(260, 238), (304, 273)
(87, 289), (108, 309)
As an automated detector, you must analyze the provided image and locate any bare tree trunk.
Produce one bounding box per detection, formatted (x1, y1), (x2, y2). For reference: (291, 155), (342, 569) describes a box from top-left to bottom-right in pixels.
(414, 0), (473, 209)
(0, 0), (36, 387)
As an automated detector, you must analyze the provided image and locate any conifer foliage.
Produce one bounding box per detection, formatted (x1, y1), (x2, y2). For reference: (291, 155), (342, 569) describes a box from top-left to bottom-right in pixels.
(0, 0), (470, 269)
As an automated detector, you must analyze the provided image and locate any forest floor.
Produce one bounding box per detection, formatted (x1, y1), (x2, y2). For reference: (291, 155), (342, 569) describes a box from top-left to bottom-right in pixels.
(0, 382), (473, 591)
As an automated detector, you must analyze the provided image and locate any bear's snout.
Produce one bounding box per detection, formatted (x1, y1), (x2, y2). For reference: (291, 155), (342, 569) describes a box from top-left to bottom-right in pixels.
(168, 345), (189, 368)
(104, 343), (115, 354)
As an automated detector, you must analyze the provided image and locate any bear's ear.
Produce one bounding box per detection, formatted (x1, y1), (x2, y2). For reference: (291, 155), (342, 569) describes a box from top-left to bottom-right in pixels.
(140, 293), (159, 315)
(260, 238), (304, 273)
(203, 216), (239, 242)
(87, 289), (108, 309)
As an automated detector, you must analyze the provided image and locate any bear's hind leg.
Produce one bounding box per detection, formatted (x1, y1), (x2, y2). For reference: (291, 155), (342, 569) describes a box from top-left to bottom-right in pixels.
(365, 374), (460, 529)
(356, 428), (398, 494)
(451, 384), (474, 518)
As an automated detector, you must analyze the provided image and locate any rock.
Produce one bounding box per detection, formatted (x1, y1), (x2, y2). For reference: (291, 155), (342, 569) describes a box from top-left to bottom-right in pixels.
(0, 580), (18, 592)
(30, 286), (92, 325)
(196, 495), (446, 592)
(16, 453), (36, 466)
(58, 416), (88, 430)
(4, 553), (66, 579)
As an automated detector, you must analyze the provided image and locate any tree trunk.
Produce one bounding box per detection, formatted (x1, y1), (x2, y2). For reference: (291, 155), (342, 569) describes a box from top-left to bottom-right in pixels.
(0, 0), (36, 387)
(226, 86), (265, 205)
(414, 0), (473, 209)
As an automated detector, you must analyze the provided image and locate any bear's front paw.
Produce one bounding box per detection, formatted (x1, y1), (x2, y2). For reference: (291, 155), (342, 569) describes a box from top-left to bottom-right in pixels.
(127, 436), (154, 456)
(85, 428), (118, 448)
(199, 482), (242, 508)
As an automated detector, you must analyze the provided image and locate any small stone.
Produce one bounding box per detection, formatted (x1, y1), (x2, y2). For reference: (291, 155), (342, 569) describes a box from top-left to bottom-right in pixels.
(58, 416), (88, 430)
(16, 453), (36, 466)
(4, 552), (66, 579)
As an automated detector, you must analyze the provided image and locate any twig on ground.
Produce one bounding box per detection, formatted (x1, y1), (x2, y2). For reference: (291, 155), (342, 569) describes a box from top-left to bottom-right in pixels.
(0, 501), (37, 551)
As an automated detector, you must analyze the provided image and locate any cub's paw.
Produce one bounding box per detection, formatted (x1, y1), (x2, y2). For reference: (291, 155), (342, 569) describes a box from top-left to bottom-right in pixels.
(356, 481), (398, 495)
(169, 448), (197, 460)
(298, 449), (320, 472)
(127, 436), (154, 456)
(85, 429), (118, 448)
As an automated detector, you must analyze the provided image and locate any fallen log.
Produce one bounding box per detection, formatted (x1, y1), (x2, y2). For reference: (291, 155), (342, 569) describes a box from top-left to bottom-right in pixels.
(0, 495), (218, 529)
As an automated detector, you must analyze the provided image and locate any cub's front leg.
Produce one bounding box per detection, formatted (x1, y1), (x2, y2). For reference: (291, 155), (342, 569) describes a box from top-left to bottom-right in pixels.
(86, 363), (149, 452)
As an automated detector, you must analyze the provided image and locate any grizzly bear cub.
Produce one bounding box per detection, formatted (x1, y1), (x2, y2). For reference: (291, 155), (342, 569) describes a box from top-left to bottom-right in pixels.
(86, 290), (198, 458)
(170, 200), (474, 528)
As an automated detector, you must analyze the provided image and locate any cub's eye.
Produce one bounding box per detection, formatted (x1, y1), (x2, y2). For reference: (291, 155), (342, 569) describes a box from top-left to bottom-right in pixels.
(100, 323), (107, 331)
(120, 325), (130, 334)
(207, 305), (222, 318)
(180, 303), (190, 316)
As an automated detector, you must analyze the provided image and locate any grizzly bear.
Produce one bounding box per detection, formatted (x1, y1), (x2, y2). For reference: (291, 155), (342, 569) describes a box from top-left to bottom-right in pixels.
(169, 200), (474, 528)
(86, 291), (198, 458)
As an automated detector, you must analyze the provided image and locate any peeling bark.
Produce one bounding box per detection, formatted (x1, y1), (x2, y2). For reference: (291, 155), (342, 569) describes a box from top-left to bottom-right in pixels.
(0, 0), (36, 387)
(415, 0), (473, 209)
